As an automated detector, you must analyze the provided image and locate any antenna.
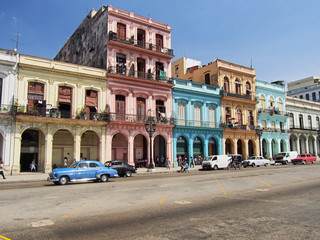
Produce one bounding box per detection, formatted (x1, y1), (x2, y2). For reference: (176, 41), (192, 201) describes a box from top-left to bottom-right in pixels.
(250, 58), (253, 69)
(10, 32), (23, 52)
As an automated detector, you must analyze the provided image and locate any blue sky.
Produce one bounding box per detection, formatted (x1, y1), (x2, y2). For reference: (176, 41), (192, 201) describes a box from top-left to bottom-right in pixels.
(1, 0), (320, 82)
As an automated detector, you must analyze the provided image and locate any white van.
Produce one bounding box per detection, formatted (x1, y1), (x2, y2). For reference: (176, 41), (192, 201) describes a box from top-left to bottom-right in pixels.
(274, 151), (298, 164)
(202, 155), (230, 170)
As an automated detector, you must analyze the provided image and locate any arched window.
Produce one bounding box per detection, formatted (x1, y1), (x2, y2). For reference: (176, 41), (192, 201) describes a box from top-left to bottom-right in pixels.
(260, 95), (265, 110)
(289, 113), (294, 128)
(177, 103), (185, 126)
(194, 105), (201, 126)
(278, 99), (283, 113)
(246, 81), (251, 95)
(308, 115), (312, 129)
(262, 120), (267, 129)
(269, 97), (274, 108)
(299, 114), (304, 129)
(235, 79), (241, 95)
(224, 77), (230, 92)
(237, 108), (242, 125)
(209, 107), (215, 127)
(271, 121), (275, 130)
(248, 110), (254, 126)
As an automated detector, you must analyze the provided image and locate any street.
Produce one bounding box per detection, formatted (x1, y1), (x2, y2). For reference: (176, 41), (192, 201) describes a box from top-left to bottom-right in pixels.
(1, 164), (320, 240)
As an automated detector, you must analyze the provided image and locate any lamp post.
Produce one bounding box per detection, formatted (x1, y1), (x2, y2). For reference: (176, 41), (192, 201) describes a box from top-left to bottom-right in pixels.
(145, 116), (157, 171)
(255, 126), (263, 156)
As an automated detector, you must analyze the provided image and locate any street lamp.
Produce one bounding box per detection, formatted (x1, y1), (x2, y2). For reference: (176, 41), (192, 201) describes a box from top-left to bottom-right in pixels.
(255, 126), (263, 156)
(145, 116), (157, 171)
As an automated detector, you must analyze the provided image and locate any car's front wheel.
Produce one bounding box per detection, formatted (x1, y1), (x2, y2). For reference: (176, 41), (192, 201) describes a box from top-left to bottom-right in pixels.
(59, 176), (69, 185)
(125, 171), (132, 177)
(251, 163), (255, 167)
(100, 174), (108, 182)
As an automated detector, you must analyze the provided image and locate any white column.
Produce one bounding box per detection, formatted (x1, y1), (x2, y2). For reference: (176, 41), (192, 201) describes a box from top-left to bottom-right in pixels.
(74, 134), (81, 161)
(44, 134), (53, 173)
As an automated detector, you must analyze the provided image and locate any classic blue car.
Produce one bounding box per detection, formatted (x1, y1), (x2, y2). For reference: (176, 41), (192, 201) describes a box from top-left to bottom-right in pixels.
(47, 160), (118, 185)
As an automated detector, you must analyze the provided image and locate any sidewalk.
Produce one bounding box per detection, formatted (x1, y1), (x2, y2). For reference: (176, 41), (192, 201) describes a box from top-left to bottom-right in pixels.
(0, 165), (202, 184)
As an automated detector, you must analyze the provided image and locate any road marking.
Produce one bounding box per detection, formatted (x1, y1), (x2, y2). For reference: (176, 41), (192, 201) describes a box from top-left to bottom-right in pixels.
(255, 189), (270, 192)
(30, 220), (54, 228)
(256, 178), (272, 187)
(60, 192), (116, 218)
(174, 200), (192, 205)
(0, 235), (11, 240)
(213, 174), (227, 195)
(295, 177), (307, 181)
(153, 181), (180, 205)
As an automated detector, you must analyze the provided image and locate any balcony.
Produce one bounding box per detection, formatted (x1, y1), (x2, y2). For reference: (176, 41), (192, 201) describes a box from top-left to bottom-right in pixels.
(109, 113), (173, 125)
(107, 66), (173, 84)
(108, 32), (174, 56)
(14, 105), (109, 122)
(221, 90), (255, 101)
(221, 123), (255, 131)
(258, 108), (288, 116)
(289, 125), (320, 131)
(173, 119), (222, 128)
(0, 104), (14, 114)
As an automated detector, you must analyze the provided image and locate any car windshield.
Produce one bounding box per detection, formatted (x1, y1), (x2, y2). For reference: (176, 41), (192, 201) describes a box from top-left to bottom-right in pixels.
(70, 162), (78, 168)
(276, 153), (286, 157)
(247, 156), (256, 160)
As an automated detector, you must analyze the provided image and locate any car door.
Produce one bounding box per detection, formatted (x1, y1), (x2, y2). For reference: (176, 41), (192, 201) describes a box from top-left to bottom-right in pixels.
(88, 162), (100, 178)
(76, 162), (90, 180)
(111, 162), (123, 176)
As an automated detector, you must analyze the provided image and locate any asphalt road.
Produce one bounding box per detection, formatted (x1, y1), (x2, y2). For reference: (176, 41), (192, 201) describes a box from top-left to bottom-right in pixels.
(1, 164), (320, 240)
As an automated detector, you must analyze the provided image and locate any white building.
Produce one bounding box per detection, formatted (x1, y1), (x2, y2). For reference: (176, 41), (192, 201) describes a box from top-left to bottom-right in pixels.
(286, 96), (320, 156)
(287, 76), (320, 102)
(0, 48), (18, 171)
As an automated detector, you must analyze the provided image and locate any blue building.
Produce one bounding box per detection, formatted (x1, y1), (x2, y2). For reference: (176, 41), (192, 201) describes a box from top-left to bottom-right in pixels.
(172, 78), (223, 166)
(256, 80), (289, 158)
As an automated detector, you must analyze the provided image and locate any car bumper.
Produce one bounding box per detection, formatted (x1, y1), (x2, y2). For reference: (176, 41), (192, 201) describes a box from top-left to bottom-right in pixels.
(47, 177), (58, 182)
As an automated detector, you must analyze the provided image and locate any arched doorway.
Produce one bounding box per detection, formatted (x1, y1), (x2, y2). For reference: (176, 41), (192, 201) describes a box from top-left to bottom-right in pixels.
(225, 138), (233, 154)
(280, 139), (285, 152)
(193, 137), (203, 159)
(52, 129), (74, 168)
(0, 133), (3, 161)
(134, 134), (147, 167)
(308, 136), (315, 156)
(237, 139), (243, 156)
(299, 135), (306, 154)
(154, 135), (166, 167)
(112, 133), (128, 162)
(20, 129), (43, 172)
(81, 130), (100, 161)
(208, 137), (217, 155)
(248, 140), (254, 157)
(262, 139), (268, 158)
(176, 136), (188, 161)
(290, 135), (298, 152)
(271, 139), (277, 157)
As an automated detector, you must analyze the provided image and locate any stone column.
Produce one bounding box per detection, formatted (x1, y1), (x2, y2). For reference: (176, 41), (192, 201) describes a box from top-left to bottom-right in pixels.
(11, 132), (21, 175)
(128, 134), (134, 165)
(204, 138), (209, 157)
(188, 138), (194, 160)
(100, 131), (106, 163)
(105, 133), (112, 162)
(305, 138), (309, 154)
(296, 136), (300, 154)
(268, 139), (273, 158)
(74, 134), (81, 162)
(44, 134), (53, 173)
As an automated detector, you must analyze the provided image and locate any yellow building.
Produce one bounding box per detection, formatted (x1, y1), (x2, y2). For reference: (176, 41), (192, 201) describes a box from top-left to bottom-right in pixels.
(172, 57), (260, 159)
(12, 54), (108, 174)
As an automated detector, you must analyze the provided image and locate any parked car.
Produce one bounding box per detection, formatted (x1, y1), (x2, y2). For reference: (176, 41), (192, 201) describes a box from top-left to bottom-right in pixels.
(274, 151), (298, 164)
(202, 155), (230, 170)
(291, 153), (316, 165)
(242, 156), (270, 168)
(47, 160), (118, 185)
(105, 160), (137, 177)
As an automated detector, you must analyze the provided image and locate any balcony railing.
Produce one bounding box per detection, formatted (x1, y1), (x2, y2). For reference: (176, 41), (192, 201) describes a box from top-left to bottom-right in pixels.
(109, 113), (173, 125)
(14, 105), (109, 121)
(258, 109), (288, 116)
(221, 123), (255, 131)
(221, 90), (255, 100)
(107, 66), (173, 84)
(173, 119), (222, 128)
(108, 31), (174, 56)
(289, 125), (320, 131)
(0, 104), (14, 114)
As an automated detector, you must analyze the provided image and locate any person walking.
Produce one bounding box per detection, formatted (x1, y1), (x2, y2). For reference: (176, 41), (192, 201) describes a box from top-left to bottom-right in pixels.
(166, 157), (170, 169)
(190, 157), (195, 168)
(0, 160), (7, 179)
(30, 159), (36, 172)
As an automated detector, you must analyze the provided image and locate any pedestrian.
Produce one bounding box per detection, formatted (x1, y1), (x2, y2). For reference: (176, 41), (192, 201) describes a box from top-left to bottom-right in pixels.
(0, 160), (7, 179)
(63, 157), (68, 168)
(160, 155), (164, 167)
(166, 157), (170, 169)
(190, 156), (195, 168)
(30, 159), (36, 172)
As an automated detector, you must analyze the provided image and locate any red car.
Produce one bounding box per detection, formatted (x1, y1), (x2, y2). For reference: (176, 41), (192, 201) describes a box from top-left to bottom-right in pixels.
(291, 153), (316, 165)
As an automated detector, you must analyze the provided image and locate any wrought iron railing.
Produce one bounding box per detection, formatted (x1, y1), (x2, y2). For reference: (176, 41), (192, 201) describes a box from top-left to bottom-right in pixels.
(107, 66), (173, 84)
(108, 113), (173, 125)
(108, 32), (174, 56)
(258, 109), (288, 116)
(221, 90), (255, 100)
(173, 119), (222, 128)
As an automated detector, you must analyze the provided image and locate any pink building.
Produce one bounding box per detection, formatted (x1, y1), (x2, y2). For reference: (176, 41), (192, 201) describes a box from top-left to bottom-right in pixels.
(55, 6), (175, 167)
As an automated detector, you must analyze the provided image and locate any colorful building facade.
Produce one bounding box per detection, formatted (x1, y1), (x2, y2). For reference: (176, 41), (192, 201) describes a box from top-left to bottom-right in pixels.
(256, 79), (289, 158)
(172, 78), (223, 166)
(172, 57), (260, 159)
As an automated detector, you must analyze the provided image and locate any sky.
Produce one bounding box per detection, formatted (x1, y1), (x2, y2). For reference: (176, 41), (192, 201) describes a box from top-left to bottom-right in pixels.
(1, 0), (320, 83)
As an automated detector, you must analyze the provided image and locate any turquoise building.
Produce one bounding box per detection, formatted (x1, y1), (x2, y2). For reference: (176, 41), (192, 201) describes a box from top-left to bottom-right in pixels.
(172, 78), (223, 166)
(256, 80), (289, 158)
